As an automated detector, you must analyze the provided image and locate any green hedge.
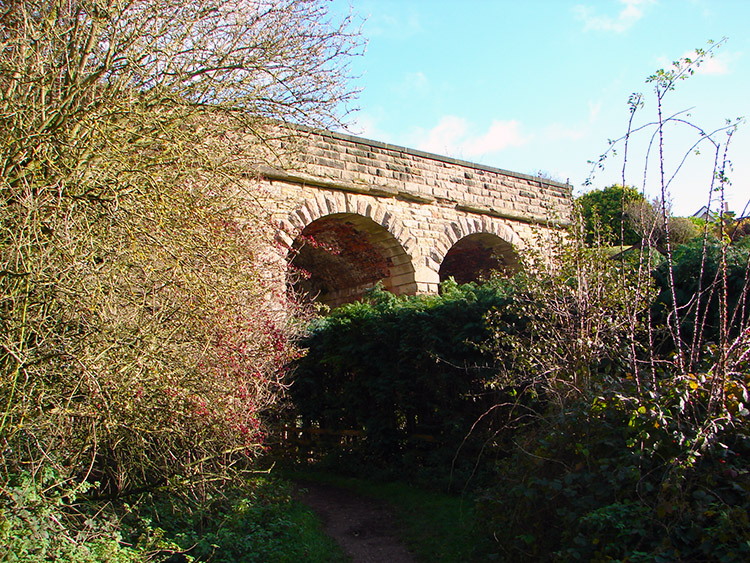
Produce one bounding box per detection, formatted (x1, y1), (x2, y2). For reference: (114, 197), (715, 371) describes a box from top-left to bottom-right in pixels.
(478, 384), (750, 562)
(288, 280), (518, 480)
(653, 237), (750, 350)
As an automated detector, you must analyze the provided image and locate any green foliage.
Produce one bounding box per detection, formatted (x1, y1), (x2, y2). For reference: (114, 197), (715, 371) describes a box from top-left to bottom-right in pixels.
(729, 217), (750, 242)
(0, 468), (171, 562)
(653, 237), (750, 349)
(478, 383), (750, 562)
(124, 477), (346, 563)
(475, 228), (750, 560)
(577, 184), (645, 245)
(288, 280), (516, 481)
(473, 230), (750, 561)
(690, 215), (708, 231)
(0, 470), (345, 563)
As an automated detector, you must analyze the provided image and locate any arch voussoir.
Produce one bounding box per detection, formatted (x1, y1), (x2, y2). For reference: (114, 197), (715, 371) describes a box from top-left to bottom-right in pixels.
(435, 217), (523, 266)
(284, 194), (416, 260)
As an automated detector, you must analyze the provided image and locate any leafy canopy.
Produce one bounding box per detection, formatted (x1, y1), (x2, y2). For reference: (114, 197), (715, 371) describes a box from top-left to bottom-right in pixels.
(577, 184), (645, 245)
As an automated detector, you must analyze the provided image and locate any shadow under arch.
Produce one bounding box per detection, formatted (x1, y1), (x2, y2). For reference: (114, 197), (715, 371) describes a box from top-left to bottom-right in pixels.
(439, 232), (520, 284)
(288, 213), (416, 308)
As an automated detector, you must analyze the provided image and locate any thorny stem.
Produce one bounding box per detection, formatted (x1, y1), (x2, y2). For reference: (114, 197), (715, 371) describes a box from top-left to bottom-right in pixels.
(689, 143), (721, 370)
(656, 86), (685, 373)
(621, 93), (645, 394)
(710, 137), (733, 412)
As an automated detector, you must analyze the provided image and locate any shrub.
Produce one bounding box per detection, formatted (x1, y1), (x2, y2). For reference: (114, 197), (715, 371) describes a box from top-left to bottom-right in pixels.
(1, 0), (359, 556)
(577, 184), (646, 245)
(485, 228), (656, 404)
(652, 236), (750, 354)
(478, 382), (750, 562)
(123, 477), (346, 563)
(288, 281), (517, 481)
(0, 467), (174, 562)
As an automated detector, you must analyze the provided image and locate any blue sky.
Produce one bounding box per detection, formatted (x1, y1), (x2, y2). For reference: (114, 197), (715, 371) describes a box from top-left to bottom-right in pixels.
(329, 0), (750, 217)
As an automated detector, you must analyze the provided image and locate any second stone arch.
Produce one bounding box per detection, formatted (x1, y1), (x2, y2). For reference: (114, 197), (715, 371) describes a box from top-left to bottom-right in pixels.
(439, 232), (520, 284)
(433, 219), (524, 285)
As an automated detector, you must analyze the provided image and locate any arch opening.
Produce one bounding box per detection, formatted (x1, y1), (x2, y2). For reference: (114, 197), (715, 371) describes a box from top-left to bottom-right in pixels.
(288, 213), (416, 308)
(439, 233), (519, 285)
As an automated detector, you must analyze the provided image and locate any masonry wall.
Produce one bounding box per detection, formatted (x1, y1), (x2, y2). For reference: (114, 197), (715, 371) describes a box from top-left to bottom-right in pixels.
(257, 129), (573, 298)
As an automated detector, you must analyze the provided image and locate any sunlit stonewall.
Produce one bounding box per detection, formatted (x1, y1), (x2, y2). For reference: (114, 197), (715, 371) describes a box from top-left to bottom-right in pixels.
(258, 128), (573, 307)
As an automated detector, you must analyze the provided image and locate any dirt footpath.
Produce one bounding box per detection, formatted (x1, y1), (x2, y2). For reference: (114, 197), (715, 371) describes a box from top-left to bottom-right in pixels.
(297, 481), (416, 563)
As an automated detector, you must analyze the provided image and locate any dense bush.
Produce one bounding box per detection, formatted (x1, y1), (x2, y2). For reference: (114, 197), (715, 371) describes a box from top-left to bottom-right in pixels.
(478, 379), (750, 562)
(0, 467), (176, 562)
(475, 227), (750, 561)
(577, 184), (646, 245)
(653, 237), (750, 352)
(475, 233), (750, 561)
(0, 470), (344, 562)
(288, 281), (518, 480)
(120, 478), (346, 563)
(467, 185), (749, 560)
(1, 0), (359, 557)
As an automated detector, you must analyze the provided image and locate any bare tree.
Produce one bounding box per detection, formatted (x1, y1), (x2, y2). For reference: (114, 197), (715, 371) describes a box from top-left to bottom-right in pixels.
(0, 0), (362, 503)
(625, 198), (699, 254)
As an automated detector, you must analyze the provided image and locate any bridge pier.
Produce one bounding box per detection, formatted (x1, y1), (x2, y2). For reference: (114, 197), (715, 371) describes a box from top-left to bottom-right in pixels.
(413, 265), (440, 295)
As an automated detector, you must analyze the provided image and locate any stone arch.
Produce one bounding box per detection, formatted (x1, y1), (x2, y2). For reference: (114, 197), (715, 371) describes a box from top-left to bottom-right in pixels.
(434, 218), (523, 284)
(286, 209), (417, 308)
(276, 193), (417, 258)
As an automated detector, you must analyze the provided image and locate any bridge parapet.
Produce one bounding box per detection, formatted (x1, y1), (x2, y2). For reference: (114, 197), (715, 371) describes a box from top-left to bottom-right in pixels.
(293, 129), (572, 225)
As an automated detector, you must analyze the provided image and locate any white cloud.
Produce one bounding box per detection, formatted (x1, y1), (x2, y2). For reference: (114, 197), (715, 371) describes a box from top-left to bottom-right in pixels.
(464, 120), (530, 155)
(344, 110), (390, 141)
(417, 115), (469, 156)
(365, 8), (422, 39)
(574, 0), (654, 33)
(413, 116), (530, 160)
(693, 52), (732, 76)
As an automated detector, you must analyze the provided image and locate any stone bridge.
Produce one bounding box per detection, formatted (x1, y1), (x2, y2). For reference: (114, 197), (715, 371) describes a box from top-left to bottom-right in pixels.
(258, 129), (572, 307)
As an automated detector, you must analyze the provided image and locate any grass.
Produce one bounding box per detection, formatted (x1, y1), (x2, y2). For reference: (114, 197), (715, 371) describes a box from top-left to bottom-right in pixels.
(277, 499), (351, 563)
(284, 468), (495, 563)
(116, 476), (350, 563)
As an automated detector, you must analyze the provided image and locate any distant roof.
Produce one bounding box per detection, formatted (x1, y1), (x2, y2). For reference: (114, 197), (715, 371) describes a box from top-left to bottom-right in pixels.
(691, 205), (718, 221)
(692, 202), (732, 221)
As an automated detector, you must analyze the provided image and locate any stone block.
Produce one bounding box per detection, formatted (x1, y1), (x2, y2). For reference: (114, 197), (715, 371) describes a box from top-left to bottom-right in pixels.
(261, 128), (572, 306)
